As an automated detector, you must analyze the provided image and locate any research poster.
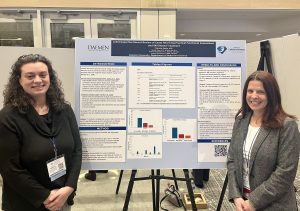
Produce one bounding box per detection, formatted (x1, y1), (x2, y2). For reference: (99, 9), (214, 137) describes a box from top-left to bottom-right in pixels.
(75, 39), (246, 169)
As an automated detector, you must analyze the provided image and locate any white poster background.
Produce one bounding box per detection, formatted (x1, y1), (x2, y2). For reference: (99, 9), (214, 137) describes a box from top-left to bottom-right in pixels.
(129, 65), (195, 108)
(75, 39), (246, 169)
(197, 64), (241, 162)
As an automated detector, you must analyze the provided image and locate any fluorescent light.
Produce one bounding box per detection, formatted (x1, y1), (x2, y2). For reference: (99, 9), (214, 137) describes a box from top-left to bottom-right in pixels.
(72, 36), (84, 40)
(0, 38), (22, 41)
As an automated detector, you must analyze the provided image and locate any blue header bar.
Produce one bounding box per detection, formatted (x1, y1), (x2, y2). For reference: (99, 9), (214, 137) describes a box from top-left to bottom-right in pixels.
(197, 63), (241, 67)
(197, 139), (230, 143)
(132, 62), (192, 66)
(80, 62), (127, 66)
(80, 126), (127, 130)
(111, 40), (216, 57)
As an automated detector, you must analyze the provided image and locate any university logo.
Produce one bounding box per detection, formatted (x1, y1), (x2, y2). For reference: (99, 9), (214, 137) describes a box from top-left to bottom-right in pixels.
(88, 45), (110, 51)
(217, 46), (227, 54)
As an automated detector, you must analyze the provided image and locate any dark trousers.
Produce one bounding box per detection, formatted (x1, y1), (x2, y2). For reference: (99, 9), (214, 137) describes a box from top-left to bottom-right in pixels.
(192, 169), (210, 187)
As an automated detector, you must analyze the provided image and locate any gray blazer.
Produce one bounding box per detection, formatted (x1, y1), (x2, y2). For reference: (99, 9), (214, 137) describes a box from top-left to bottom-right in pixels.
(227, 113), (300, 211)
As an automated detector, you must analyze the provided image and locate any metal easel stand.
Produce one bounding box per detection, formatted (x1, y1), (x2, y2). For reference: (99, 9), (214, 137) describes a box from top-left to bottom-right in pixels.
(216, 173), (228, 211)
(118, 169), (197, 211)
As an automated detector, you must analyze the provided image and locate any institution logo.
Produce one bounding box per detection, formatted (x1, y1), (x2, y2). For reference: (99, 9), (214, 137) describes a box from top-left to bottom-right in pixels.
(88, 44), (110, 51)
(217, 46), (227, 54)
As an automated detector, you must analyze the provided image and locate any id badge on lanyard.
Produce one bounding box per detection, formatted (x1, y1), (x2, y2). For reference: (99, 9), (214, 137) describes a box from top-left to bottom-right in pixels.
(46, 137), (66, 181)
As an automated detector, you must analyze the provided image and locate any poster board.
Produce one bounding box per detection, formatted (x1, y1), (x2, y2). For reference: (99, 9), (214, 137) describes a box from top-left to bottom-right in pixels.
(75, 39), (246, 169)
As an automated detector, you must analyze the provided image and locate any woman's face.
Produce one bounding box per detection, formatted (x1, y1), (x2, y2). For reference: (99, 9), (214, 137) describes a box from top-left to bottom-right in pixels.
(246, 80), (268, 115)
(19, 62), (50, 100)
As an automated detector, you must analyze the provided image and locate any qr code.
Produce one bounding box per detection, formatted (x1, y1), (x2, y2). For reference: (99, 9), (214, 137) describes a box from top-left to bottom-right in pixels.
(58, 163), (64, 170)
(214, 145), (228, 157)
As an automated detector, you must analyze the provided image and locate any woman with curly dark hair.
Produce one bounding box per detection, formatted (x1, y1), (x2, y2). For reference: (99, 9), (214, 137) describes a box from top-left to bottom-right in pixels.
(0, 54), (82, 211)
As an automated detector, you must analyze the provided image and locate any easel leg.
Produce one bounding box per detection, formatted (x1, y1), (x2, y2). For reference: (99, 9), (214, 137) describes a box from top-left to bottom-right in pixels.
(155, 169), (161, 211)
(123, 170), (137, 211)
(151, 169), (155, 211)
(183, 169), (197, 211)
(172, 169), (179, 190)
(216, 173), (228, 211)
(116, 170), (124, 194)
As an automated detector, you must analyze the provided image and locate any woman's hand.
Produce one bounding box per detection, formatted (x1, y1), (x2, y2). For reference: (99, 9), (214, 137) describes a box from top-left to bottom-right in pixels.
(243, 200), (255, 211)
(234, 197), (246, 211)
(44, 186), (74, 211)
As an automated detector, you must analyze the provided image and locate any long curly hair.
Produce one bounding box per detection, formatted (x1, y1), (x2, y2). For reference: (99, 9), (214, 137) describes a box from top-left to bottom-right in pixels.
(3, 54), (67, 112)
(238, 70), (295, 128)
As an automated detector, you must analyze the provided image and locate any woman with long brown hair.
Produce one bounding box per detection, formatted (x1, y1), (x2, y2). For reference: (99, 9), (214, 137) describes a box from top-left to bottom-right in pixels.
(227, 71), (300, 211)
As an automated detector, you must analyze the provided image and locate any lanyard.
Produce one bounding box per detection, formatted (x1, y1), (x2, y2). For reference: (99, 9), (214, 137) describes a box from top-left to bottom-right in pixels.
(50, 137), (58, 158)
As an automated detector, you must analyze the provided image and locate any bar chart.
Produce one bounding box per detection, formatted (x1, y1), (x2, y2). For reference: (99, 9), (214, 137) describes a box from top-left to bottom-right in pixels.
(163, 118), (197, 142)
(128, 109), (162, 133)
(127, 135), (162, 159)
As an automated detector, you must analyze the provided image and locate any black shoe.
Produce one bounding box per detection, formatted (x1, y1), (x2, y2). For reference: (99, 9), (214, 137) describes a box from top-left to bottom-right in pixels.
(195, 182), (204, 188)
(85, 171), (96, 181)
(203, 177), (209, 182)
(203, 169), (210, 181)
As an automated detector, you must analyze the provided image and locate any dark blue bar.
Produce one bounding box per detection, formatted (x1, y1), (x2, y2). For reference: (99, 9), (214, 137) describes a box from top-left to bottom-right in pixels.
(137, 118), (143, 128)
(132, 62), (192, 66)
(80, 62), (127, 66)
(172, 128), (178, 139)
(111, 40), (216, 57)
(80, 126), (126, 130)
(197, 139), (230, 143)
(197, 63), (241, 67)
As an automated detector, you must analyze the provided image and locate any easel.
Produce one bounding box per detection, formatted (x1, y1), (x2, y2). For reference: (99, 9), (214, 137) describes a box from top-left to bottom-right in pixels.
(116, 169), (197, 211)
(257, 40), (274, 73)
(216, 173), (228, 211)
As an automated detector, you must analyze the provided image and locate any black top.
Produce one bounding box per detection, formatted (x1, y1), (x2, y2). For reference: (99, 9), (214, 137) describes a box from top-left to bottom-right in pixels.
(40, 112), (52, 130)
(0, 104), (82, 211)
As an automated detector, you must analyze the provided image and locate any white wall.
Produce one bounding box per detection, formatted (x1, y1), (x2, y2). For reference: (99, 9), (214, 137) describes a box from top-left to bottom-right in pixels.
(0, 47), (75, 109)
(247, 34), (300, 121)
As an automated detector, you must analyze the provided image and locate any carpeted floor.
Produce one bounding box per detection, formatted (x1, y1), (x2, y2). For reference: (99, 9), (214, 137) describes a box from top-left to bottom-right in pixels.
(0, 166), (300, 210)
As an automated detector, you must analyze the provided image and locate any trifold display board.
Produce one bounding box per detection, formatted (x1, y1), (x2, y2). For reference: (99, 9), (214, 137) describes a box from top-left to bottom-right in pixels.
(75, 39), (246, 170)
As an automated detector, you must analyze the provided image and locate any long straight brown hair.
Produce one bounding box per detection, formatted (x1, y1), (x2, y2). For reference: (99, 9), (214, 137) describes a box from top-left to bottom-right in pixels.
(238, 71), (296, 128)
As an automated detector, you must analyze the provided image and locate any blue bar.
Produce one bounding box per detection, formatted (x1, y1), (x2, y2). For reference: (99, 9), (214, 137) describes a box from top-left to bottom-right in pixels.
(80, 62), (127, 66)
(80, 126), (126, 130)
(111, 40), (216, 57)
(197, 63), (241, 67)
(132, 62), (192, 66)
(197, 139), (230, 143)
(172, 128), (178, 139)
(137, 118), (143, 128)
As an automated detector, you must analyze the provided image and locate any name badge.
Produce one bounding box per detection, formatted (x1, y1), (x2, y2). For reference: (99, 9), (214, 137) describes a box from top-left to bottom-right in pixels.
(46, 155), (66, 181)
